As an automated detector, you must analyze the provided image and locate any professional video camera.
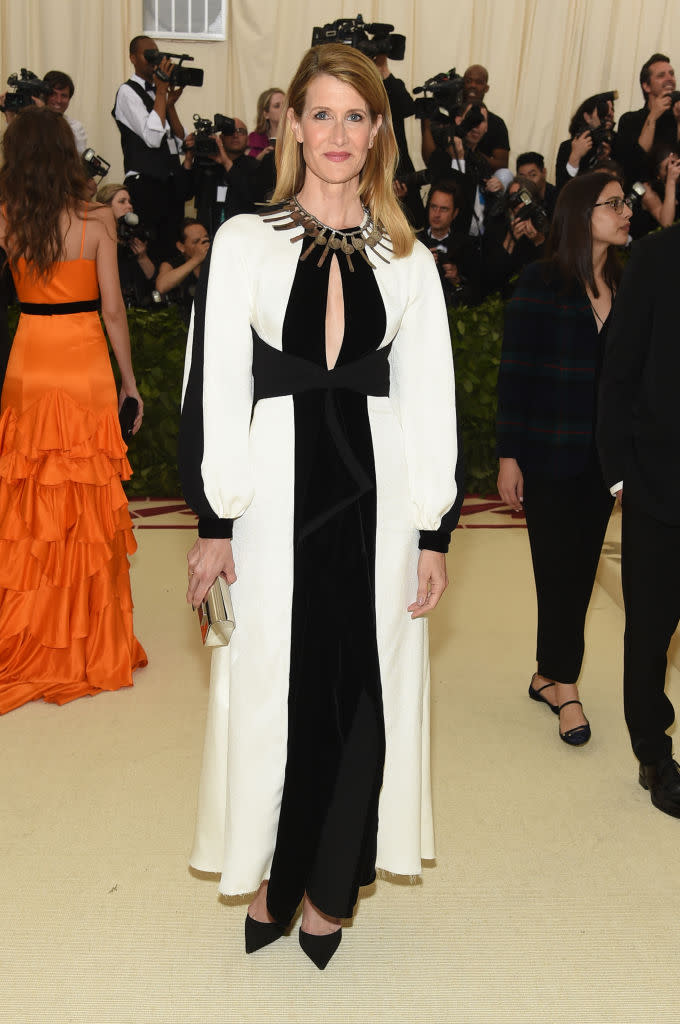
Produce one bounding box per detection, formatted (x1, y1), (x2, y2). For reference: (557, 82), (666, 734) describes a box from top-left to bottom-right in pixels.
(311, 13), (405, 60)
(413, 70), (465, 122)
(144, 49), (204, 88)
(188, 113), (236, 164)
(0, 69), (50, 113)
(508, 187), (550, 234)
(82, 148), (110, 181)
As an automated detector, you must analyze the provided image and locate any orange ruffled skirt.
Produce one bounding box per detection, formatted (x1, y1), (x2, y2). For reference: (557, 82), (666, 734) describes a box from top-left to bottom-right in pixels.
(0, 302), (147, 714)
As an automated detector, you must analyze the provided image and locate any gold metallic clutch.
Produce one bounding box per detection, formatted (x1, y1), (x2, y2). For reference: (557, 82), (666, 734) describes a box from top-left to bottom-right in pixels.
(197, 577), (235, 647)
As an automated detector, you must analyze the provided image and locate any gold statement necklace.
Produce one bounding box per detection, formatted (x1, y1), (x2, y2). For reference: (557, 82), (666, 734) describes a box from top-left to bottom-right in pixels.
(259, 195), (393, 272)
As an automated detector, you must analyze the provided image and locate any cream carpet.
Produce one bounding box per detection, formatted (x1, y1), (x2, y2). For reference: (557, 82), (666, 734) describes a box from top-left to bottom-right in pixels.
(2, 500), (679, 1024)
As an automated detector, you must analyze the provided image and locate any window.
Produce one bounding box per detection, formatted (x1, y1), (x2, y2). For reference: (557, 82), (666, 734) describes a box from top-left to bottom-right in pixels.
(143, 0), (226, 41)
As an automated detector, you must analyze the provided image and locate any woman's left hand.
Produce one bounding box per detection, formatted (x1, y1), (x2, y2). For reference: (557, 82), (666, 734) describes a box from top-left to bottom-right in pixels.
(408, 550), (448, 619)
(118, 384), (144, 434)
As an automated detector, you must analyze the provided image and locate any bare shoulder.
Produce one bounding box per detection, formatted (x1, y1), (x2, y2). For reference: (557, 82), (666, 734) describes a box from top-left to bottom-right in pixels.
(81, 203), (117, 248)
(84, 203), (116, 231)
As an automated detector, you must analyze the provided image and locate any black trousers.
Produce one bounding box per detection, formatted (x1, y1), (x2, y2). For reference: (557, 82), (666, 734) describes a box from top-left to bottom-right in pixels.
(522, 457), (614, 685)
(126, 174), (185, 263)
(621, 498), (679, 763)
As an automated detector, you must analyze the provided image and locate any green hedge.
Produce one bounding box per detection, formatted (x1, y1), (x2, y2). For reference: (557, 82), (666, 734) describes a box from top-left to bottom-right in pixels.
(117, 307), (186, 496)
(449, 297), (504, 497)
(6, 298), (505, 498)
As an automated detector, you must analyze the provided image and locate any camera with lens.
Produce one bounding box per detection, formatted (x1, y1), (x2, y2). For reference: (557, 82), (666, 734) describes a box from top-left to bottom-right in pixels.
(508, 187), (550, 235)
(82, 148), (110, 181)
(626, 181), (646, 209)
(117, 212), (151, 249)
(0, 69), (50, 113)
(144, 49), (204, 88)
(311, 13), (405, 59)
(187, 113), (236, 164)
(572, 90), (618, 169)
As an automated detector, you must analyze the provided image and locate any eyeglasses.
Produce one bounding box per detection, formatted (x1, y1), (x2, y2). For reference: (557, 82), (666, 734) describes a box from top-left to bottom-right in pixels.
(231, 127), (247, 135)
(592, 196), (633, 214)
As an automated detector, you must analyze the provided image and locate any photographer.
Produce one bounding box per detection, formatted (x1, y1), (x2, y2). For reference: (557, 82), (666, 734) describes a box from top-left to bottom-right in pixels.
(555, 93), (617, 190)
(416, 181), (481, 306)
(481, 176), (547, 298)
(373, 54), (425, 228)
(112, 35), (190, 261)
(96, 183), (157, 307)
(1, 69), (88, 155)
(183, 117), (270, 236)
(462, 64), (510, 171)
(630, 146), (680, 239)
(156, 218), (209, 323)
(426, 102), (509, 238)
(617, 54), (680, 186)
(516, 152), (558, 220)
(43, 70), (87, 154)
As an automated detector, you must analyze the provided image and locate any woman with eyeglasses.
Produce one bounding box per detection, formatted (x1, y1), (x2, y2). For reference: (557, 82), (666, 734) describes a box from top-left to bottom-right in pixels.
(496, 171), (631, 747)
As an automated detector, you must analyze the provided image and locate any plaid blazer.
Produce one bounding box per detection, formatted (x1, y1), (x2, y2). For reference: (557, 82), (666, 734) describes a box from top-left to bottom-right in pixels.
(496, 261), (604, 478)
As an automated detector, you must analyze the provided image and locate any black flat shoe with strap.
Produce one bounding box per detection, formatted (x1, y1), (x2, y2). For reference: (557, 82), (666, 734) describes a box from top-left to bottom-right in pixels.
(558, 699), (591, 746)
(528, 674), (559, 715)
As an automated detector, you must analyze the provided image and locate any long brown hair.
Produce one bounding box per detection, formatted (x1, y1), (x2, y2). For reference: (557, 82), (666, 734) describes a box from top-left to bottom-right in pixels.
(0, 106), (90, 280)
(254, 87), (285, 134)
(272, 44), (414, 259)
(545, 171), (623, 298)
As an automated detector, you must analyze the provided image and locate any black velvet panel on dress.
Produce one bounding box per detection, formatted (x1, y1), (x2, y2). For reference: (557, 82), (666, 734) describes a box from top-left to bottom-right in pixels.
(265, 250), (388, 924)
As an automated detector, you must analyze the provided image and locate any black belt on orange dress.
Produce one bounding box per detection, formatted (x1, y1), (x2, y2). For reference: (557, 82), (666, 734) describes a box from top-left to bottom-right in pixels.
(19, 300), (99, 315)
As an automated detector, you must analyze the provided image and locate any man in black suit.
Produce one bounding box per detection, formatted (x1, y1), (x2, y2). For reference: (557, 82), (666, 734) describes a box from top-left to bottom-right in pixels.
(597, 224), (680, 817)
(183, 118), (271, 237)
(617, 53), (680, 186)
(415, 181), (481, 305)
(516, 152), (558, 220)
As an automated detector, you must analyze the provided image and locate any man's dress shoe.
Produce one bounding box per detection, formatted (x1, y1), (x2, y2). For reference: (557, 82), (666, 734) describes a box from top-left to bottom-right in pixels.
(639, 758), (680, 818)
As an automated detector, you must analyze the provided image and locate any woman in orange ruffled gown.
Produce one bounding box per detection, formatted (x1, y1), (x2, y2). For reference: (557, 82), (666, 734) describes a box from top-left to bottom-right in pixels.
(0, 107), (147, 714)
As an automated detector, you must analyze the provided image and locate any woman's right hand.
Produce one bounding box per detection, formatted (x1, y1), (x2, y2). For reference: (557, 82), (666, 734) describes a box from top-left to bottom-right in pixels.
(497, 457), (524, 511)
(187, 537), (237, 607)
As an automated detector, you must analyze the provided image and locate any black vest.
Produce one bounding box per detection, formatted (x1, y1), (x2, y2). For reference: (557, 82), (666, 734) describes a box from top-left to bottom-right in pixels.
(112, 80), (180, 181)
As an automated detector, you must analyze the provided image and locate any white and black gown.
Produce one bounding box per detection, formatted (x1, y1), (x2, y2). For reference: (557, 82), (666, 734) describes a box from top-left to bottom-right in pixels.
(179, 208), (460, 924)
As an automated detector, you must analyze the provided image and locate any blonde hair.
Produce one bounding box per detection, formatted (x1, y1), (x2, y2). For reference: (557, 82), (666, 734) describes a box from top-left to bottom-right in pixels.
(254, 86), (285, 134)
(272, 45), (413, 259)
(95, 183), (128, 205)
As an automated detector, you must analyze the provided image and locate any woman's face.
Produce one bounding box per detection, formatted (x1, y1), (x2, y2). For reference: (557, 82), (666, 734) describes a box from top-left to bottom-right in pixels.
(265, 91), (285, 128)
(288, 74), (381, 191)
(590, 181), (631, 247)
(110, 190), (133, 220)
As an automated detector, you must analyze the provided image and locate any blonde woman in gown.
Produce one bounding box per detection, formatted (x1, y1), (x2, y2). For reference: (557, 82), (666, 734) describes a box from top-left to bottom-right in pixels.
(181, 45), (460, 969)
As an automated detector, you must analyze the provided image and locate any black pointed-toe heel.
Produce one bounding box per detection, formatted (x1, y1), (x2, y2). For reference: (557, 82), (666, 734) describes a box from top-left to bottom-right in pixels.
(298, 927), (342, 970)
(528, 673), (559, 715)
(558, 699), (591, 746)
(245, 914), (285, 954)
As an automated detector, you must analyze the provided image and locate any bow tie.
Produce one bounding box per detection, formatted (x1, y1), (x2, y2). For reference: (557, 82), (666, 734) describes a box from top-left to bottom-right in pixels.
(145, 81), (155, 93)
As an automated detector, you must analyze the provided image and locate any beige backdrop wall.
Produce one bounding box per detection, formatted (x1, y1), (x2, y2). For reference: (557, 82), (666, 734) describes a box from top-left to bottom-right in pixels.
(2, 0), (680, 185)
